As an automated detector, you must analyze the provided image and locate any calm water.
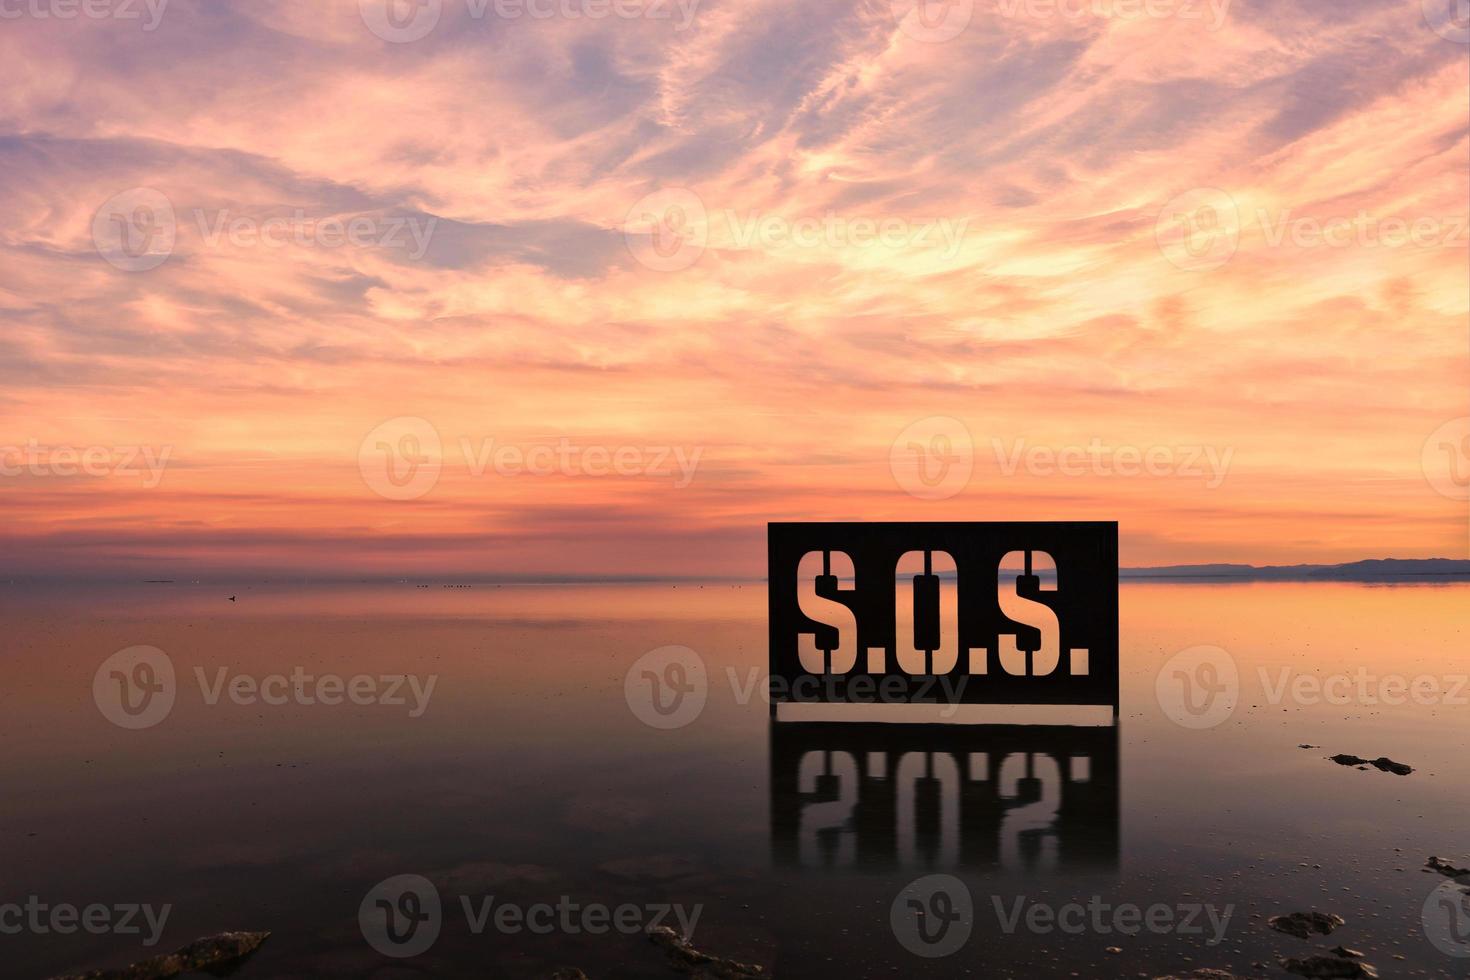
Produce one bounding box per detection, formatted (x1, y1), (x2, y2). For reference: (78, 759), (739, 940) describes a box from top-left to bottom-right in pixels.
(2, 581), (1467, 978)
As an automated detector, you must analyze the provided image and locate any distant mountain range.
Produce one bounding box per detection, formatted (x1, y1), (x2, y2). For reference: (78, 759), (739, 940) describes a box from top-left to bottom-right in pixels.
(1120, 558), (1470, 580)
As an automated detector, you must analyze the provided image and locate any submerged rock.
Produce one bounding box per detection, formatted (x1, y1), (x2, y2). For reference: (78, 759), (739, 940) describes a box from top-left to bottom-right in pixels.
(1269, 911), (1345, 939)
(1151, 971), (1251, 980)
(545, 971), (591, 980)
(50, 931), (269, 980)
(1427, 855), (1470, 878)
(647, 925), (768, 979)
(1327, 754), (1413, 775)
(1280, 954), (1378, 978)
(1328, 946), (1364, 958)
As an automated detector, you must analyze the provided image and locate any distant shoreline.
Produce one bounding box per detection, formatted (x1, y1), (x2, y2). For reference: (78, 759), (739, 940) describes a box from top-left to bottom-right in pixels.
(2, 558), (1468, 586)
(1119, 558), (1470, 581)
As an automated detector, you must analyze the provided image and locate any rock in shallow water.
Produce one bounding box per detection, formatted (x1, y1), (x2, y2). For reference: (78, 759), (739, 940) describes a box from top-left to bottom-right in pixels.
(1327, 754), (1412, 775)
(1280, 953), (1378, 978)
(647, 925), (768, 979)
(1427, 855), (1470, 878)
(49, 930), (270, 980)
(1269, 911), (1345, 939)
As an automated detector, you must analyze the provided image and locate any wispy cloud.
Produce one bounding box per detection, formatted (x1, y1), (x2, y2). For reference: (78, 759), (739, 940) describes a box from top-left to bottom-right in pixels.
(0, 0), (1465, 577)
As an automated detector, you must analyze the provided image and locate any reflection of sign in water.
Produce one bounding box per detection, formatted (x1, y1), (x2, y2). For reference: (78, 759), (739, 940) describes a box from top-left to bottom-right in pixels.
(768, 522), (1118, 713)
(771, 723), (1119, 873)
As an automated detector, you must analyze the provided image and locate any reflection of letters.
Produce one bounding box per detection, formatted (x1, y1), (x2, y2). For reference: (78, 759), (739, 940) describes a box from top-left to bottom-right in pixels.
(797, 751), (858, 868)
(773, 724), (1118, 873)
(896, 751), (959, 868)
(997, 753), (1062, 872)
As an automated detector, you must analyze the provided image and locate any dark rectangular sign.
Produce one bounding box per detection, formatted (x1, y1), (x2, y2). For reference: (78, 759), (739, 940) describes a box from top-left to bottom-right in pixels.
(768, 522), (1118, 712)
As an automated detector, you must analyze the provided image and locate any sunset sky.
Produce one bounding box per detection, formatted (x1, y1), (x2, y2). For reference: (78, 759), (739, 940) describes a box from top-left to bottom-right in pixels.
(0, 0), (1466, 579)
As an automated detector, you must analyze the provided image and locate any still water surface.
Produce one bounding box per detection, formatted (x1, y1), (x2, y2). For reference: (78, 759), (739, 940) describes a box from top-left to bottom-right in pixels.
(2, 581), (1466, 978)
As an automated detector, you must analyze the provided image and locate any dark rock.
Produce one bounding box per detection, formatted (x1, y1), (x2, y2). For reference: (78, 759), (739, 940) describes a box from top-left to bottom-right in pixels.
(49, 931), (270, 980)
(545, 971), (591, 980)
(647, 926), (768, 979)
(1427, 856), (1470, 878)
(1368, 757), (1412, 775)
(1329, 946), (1363, 958)
(1327, 754), (1412, 775)
(1152, 971), (1250, 980)
(1280, 954), (1378, 978)
(1269, 911), (1345, 939)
